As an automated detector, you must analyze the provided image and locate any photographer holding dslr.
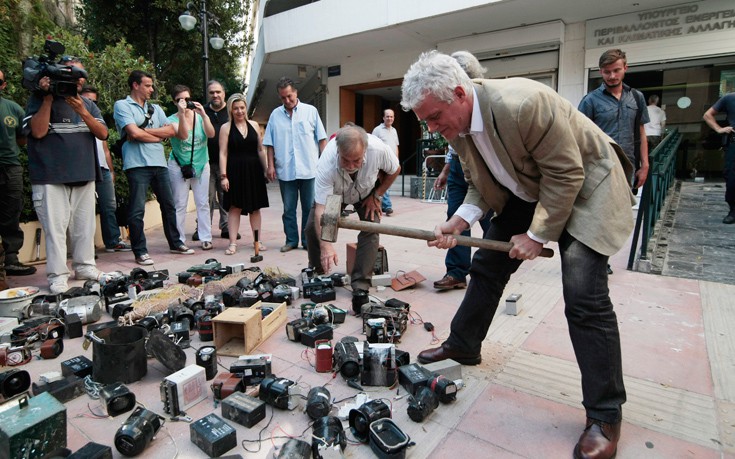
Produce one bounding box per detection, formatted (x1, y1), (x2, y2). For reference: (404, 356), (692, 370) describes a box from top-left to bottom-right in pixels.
(22, 55), (110, 294)
(167, 84), (215, 251)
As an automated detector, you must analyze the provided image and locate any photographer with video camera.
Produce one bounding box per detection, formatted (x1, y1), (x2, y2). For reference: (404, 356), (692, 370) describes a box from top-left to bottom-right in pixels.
(22, 53), (110, 294)
(167, 84), (215, 251)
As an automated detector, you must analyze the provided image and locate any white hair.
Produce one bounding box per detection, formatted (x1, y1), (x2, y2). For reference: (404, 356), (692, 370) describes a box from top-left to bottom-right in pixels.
(450, 50), (486, 79)
(401, 50), (473, 111)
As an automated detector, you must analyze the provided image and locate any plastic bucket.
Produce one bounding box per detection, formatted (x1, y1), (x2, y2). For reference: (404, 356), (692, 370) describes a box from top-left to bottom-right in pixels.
(92, 326), (147, 384)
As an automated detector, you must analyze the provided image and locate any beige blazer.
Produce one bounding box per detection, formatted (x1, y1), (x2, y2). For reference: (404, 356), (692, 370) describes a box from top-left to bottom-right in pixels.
(450, 79), (635, 256)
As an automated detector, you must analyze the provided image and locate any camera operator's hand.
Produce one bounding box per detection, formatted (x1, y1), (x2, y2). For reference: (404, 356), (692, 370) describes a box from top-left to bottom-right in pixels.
(38, 76), (51, 93)
(65, 94), (88, 115)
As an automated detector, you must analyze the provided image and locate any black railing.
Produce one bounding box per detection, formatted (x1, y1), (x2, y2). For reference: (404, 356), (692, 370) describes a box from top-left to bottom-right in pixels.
(628, 128), (682, 270)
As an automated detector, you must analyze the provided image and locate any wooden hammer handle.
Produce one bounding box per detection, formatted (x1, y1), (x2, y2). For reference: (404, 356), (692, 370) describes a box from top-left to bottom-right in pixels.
(337, 219), (554, 258)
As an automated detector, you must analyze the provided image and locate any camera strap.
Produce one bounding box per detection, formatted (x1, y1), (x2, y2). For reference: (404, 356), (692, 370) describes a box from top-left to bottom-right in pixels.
(119, 103), (155, 142)
(172, 112), (196, 167)
(189, 113), (196, 166)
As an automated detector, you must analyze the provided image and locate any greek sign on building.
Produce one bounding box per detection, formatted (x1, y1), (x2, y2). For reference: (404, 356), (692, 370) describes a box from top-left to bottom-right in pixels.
(586, 0), (735, 49)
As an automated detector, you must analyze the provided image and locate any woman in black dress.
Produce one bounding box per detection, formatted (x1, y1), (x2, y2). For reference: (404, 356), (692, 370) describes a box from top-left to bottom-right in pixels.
(218, 94), (269, 255)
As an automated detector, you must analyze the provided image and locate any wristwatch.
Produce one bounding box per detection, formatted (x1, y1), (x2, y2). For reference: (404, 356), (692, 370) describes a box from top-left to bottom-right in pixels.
(374, 192), (383, 200)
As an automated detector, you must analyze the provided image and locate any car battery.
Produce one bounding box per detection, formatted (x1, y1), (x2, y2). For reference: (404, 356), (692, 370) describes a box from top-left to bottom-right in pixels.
(310, 287), (336, 303)
(285, 317), (311, 342)
(61, 355), (94, 378)
(229, 358), (271, 387)
(300, 324), (334, 348)
(0, 392), (67, 459)
(325, 304), (347, 324)
(67, 442), (113, 459)
(190, 413), (237, 458)
(221, 392), (266, 428)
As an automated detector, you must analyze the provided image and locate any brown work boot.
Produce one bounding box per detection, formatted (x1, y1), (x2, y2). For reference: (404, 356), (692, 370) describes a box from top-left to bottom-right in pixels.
(573, 418), (621, 459)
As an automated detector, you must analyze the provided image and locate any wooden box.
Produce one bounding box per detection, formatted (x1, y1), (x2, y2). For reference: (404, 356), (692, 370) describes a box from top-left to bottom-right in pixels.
(258, 301), (288, 343)
(213, 301), (287, 356)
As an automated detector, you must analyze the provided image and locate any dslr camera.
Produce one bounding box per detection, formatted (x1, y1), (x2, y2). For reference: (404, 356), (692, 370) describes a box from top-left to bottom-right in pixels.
(22, 40), (88, 97)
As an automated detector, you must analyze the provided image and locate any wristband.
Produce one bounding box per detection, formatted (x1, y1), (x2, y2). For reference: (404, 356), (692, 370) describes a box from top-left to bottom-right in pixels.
(220, 174), (228, 180)
(374, 192), (383, 200)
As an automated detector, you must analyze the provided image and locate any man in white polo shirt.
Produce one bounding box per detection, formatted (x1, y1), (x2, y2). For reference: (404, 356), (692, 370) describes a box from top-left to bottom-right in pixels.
(304, 125), (400, 295)
(371, 108), (399, 215)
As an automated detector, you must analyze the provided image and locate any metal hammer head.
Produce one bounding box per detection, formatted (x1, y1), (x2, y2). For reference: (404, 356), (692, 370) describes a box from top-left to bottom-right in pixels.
(250, 254), (263, 263)
(320, 194), (344, 242)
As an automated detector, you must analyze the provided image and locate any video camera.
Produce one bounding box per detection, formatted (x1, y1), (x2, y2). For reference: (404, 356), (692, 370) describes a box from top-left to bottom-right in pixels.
(22, 40), (88, 97)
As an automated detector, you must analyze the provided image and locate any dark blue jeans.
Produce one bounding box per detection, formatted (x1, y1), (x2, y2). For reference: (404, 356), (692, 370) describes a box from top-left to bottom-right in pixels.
(0, 165), (25, 265)
(278, 178), (315, 248)
(96, 168), (122, 248)
(724, 141), (735, 210)
(445, 195), (625, 423)
(445, 157), (492, 281)
(125, 166), (181, 257)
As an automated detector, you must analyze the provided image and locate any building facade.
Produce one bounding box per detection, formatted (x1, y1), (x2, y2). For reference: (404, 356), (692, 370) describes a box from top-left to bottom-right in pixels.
(248, 0), (735, 176)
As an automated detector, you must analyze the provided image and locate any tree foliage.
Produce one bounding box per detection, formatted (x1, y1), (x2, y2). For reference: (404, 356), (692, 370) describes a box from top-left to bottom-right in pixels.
(0, 1), (163, 221)
(76, 0), (252, 102)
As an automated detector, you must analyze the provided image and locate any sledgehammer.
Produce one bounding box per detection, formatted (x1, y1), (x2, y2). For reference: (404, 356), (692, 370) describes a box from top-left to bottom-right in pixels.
(251, 230), (263, 263)
(319, 195), (554, 258)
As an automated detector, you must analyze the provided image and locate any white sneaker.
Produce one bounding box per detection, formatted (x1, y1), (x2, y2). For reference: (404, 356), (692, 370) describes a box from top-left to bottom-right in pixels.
(49, 281), (69, 294)
(75, 268), (110, 282)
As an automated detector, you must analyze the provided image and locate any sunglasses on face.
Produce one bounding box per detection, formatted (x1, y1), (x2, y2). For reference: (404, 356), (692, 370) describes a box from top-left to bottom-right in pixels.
(175, 97), (192, 103)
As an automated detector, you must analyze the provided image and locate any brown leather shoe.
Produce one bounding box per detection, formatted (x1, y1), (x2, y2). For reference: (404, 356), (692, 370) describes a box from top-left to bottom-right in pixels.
(573, 418), (621, 459)
(433, 275), (467, 290)
(417, 344), (481, 365)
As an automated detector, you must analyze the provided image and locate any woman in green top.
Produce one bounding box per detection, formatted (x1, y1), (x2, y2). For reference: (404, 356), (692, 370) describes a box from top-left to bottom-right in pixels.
(167, 85), (215, 250)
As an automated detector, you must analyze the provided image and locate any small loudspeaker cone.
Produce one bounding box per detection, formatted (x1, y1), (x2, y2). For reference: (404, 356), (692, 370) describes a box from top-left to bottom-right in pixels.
(100, 382), (136, 417)
(0, 369), (31, 399)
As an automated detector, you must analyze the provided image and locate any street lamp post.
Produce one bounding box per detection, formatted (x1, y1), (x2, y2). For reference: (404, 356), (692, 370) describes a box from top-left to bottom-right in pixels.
(179, 0), (225, 99)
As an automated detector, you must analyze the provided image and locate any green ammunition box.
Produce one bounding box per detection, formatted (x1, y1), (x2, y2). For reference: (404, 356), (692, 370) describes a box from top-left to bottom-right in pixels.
(0, 392), (66, 459)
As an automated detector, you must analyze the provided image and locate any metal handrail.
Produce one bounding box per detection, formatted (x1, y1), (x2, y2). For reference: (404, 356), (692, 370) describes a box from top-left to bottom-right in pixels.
(627, 128), (682, 270)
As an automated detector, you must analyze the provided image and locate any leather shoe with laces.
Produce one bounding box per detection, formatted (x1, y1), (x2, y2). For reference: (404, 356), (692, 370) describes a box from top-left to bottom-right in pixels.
(573, 418), (621, 459)
(417, 344), (481, 366)
(433, 274), (466, 290)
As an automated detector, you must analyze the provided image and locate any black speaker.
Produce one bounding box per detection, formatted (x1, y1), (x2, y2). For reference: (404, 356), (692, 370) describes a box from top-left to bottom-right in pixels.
(114, 407), (163, 456)
(99, 382), (136, 417)
(349, 399), (391, 443)
(0, 369), (31, 400)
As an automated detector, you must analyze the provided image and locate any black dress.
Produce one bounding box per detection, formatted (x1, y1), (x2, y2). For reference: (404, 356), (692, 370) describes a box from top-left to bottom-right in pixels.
(223, 121), (269, 214)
